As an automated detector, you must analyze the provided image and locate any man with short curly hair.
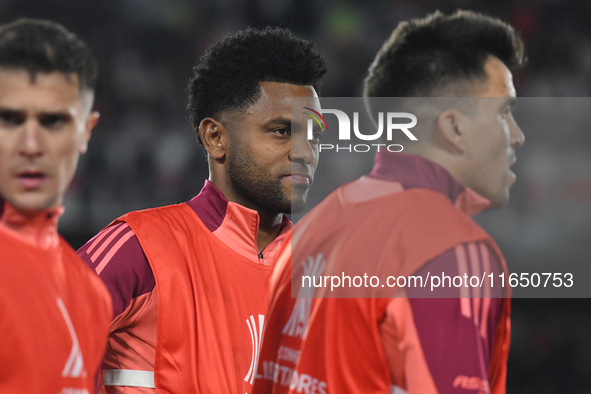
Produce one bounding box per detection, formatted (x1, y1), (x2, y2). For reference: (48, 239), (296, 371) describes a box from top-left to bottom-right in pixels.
(77, 27), (326, 393)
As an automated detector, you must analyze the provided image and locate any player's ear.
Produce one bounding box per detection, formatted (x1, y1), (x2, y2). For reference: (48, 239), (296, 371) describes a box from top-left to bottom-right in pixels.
(79, 111), (100, 154)
(199, 118), (227, 160)
(435, 108), (470, 154)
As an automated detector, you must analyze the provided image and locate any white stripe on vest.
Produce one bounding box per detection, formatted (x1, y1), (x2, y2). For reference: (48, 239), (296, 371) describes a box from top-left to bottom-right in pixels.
(102, 369), (155, 388)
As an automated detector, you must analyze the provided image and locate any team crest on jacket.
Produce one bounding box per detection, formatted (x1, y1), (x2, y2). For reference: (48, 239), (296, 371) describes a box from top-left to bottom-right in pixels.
(282, 254), (326, 339)
(244, 314), (265, 385)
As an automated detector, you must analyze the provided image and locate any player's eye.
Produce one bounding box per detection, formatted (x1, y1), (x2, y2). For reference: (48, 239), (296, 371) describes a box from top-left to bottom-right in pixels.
(502, 100), (516, 119)
(40, 114), (70, 129)
(500, 106), (511, 120)
(274, 128), (290, 136)
(0, 110), (25, 127)
(312, 129), (324, 141)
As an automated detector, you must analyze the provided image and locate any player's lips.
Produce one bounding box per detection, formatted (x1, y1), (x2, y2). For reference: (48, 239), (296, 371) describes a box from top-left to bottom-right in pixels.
(509, 156), (517, 166)
(15, 170), (48, 189)
(508, 156), (517, 184)
(284, 173), (312, 185)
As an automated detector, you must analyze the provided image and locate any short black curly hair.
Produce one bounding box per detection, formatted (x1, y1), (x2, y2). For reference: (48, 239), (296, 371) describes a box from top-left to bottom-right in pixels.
(365, 10), (526, 98)
(0, 18), (97, 91)
(187, 27), (327, 151)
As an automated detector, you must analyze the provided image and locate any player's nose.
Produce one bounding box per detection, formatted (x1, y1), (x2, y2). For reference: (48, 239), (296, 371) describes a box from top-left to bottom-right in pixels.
(289, 132), (317, 165)
(18, 121), (44, 158)
(509, 113), (524, 148)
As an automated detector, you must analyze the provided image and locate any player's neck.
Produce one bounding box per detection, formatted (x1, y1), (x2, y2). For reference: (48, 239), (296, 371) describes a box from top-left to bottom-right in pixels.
(208, 177), (285, 252)
(0, 200), (63, 249)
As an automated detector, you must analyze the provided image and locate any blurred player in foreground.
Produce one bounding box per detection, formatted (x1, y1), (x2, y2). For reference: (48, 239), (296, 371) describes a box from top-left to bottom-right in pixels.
(0, 19), (111, 393)
(255, 10), (526, 394)
(77, 28), (326, 393)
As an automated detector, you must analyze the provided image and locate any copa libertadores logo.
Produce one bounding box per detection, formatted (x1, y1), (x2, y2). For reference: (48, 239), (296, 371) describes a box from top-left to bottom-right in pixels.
(303, 107), (417, 152)
(57, 296), (87, 379)
(283, 254), (326, 339)
(244, 314), (265, 385)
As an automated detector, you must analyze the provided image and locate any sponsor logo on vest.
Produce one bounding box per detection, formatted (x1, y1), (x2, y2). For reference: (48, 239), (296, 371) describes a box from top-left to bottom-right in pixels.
(452, 375), (489, 394)
(56, 297), (87, 379)
(277, 345), (301, 364)
(244, 314), (265, 385)
(259, 360), (328, 394)
(289, 370), (328, 394)
(283, 254), (326, 339)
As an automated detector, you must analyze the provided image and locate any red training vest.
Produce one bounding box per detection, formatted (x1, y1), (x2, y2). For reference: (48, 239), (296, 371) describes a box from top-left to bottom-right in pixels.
(117, 202), (274, 393)
(256, 185), (510, 394)
(0, 226), (112, 393)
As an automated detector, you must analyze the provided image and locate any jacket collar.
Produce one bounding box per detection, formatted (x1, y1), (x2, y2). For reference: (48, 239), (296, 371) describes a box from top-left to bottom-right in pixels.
(0, 200), (63, 249)
(367, 151), (490, 217)
(185, 180), (291, 264)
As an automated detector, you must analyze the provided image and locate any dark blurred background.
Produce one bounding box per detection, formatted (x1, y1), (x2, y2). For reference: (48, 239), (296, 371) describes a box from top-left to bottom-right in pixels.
(1, 0), (590, 391)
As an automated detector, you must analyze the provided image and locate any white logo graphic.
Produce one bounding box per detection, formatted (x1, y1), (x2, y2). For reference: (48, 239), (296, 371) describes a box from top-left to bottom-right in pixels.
(282, 254), (326, 339)
(304, 107), (417, 153)
(244, 314), (265, 385)
(57, 297), (87, 379)
(307, 109), (417, 141)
